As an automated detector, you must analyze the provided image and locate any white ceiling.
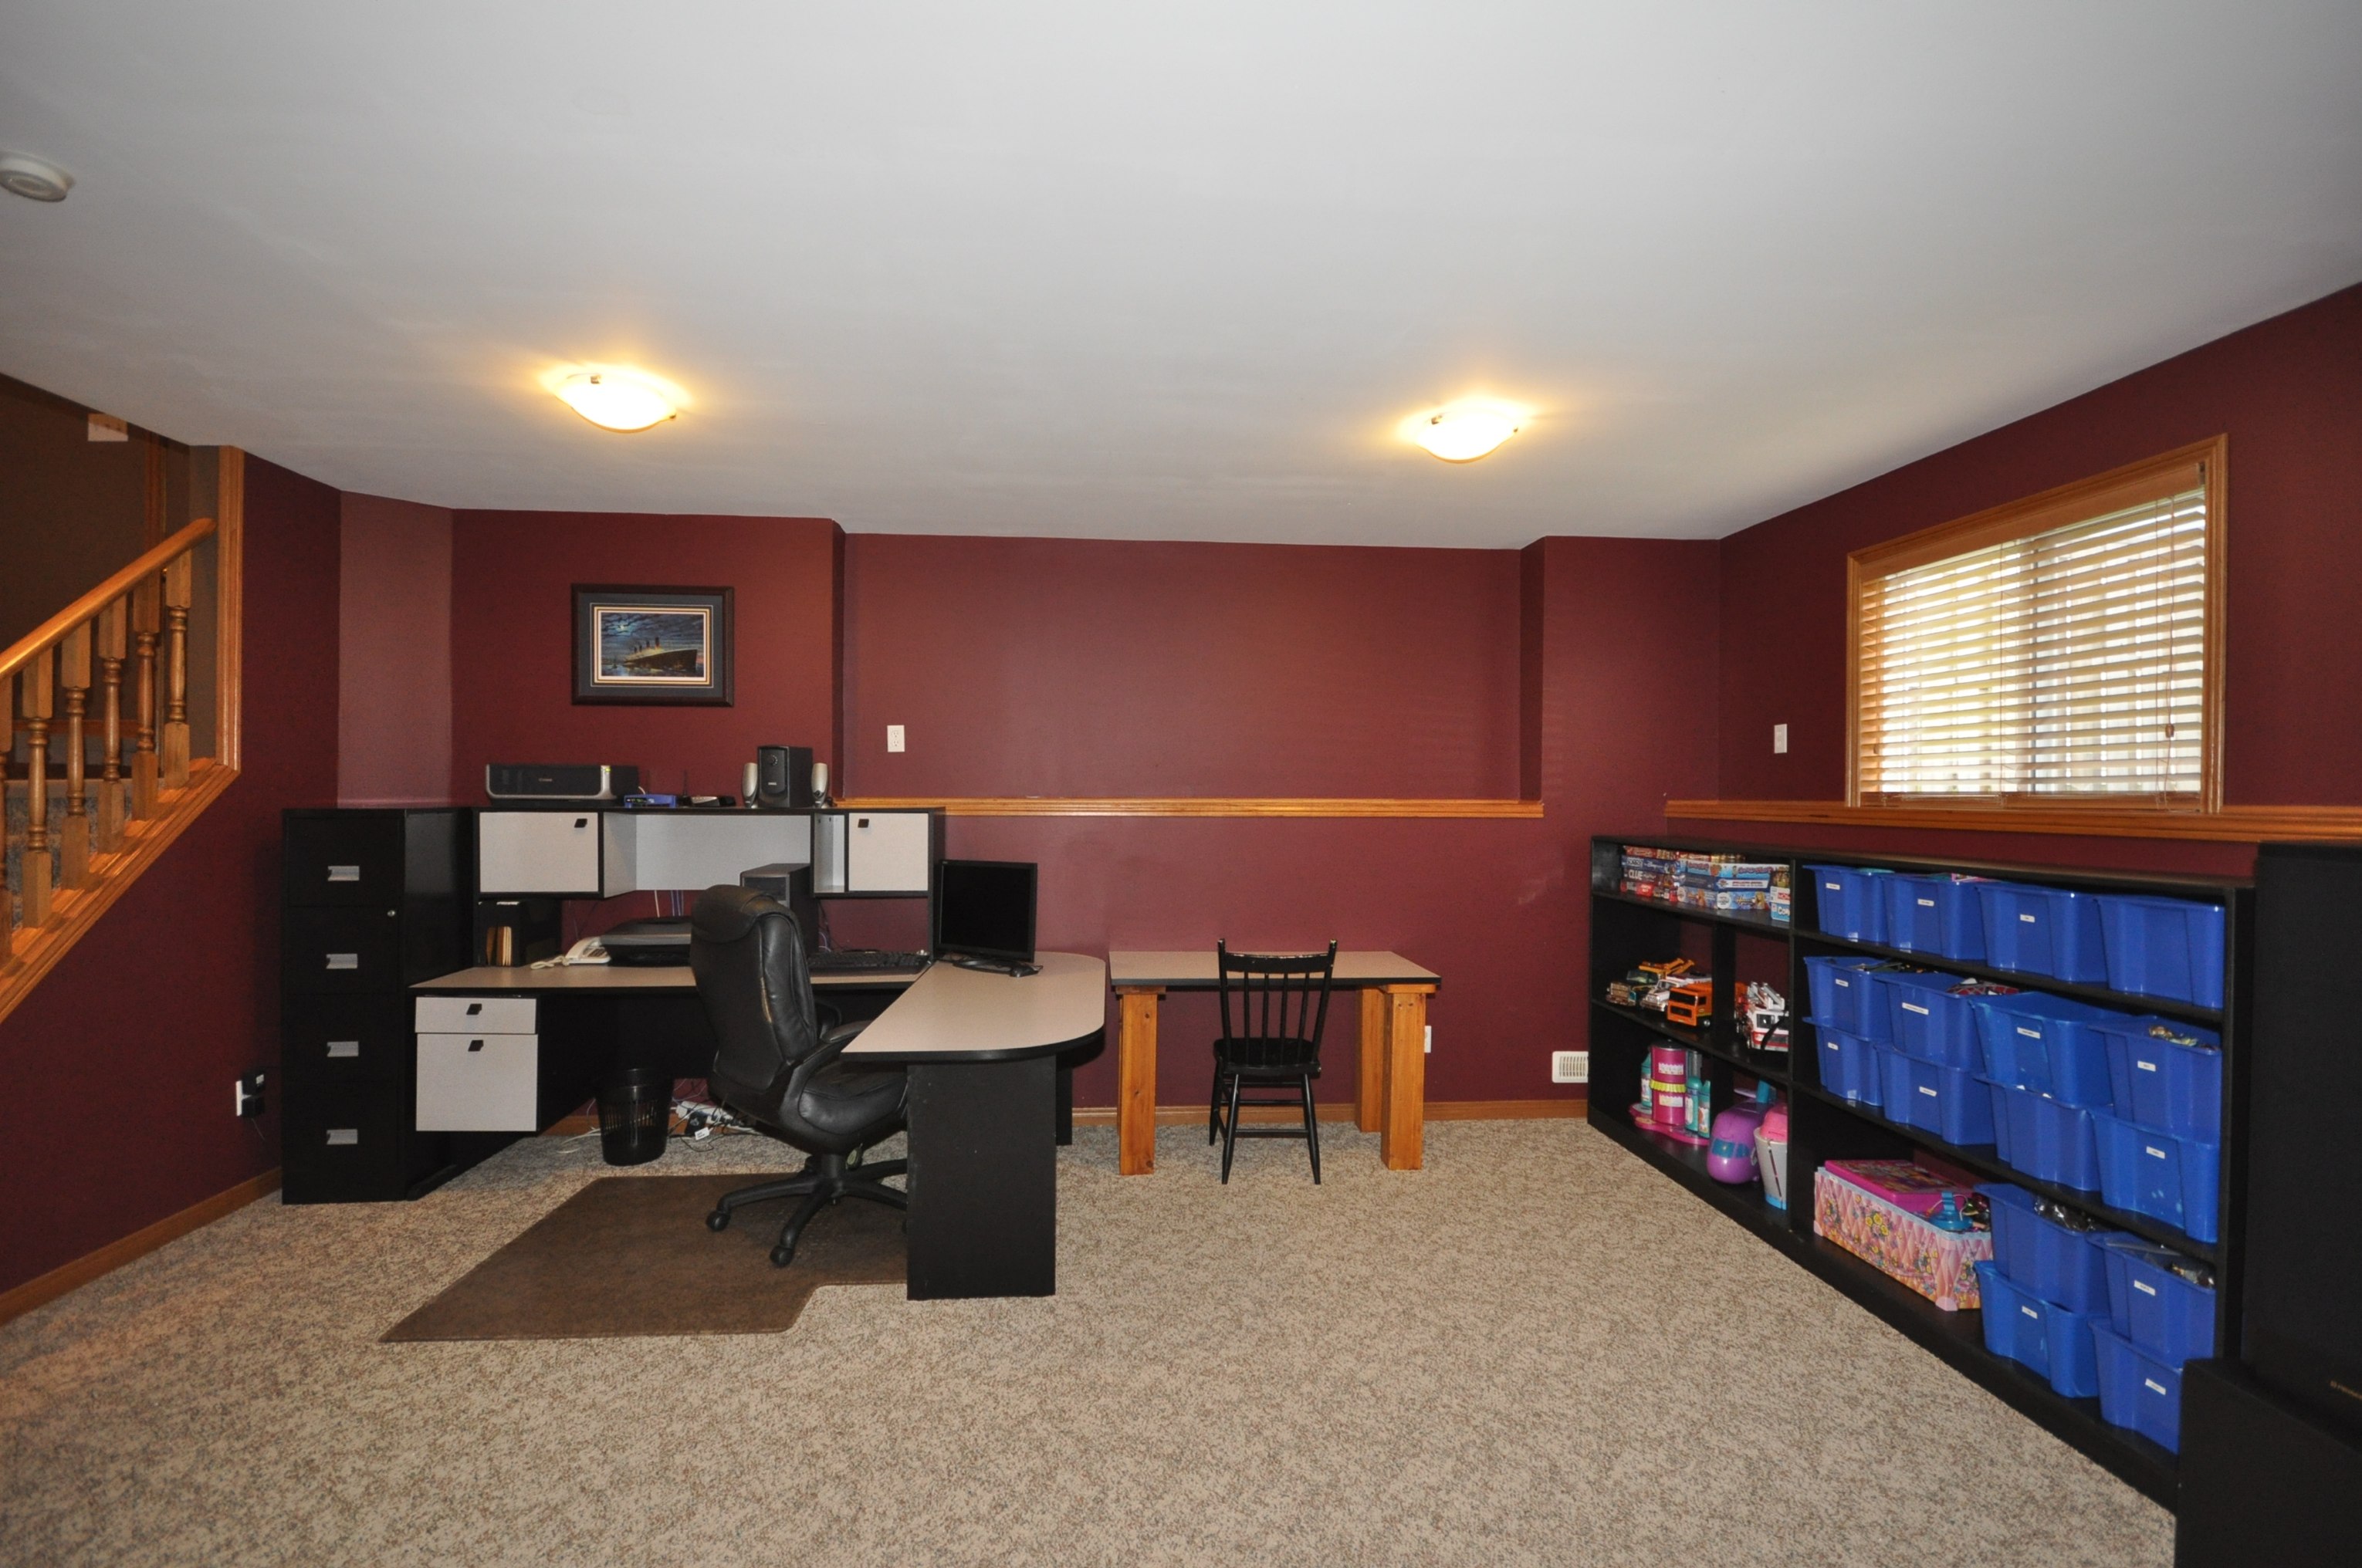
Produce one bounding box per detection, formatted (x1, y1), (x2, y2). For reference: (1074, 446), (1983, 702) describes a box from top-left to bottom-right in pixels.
(2, 2), (2358, 547)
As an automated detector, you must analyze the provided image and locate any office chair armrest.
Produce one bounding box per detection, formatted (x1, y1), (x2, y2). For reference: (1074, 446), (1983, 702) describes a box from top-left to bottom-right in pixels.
(821, 1019), (869, 1051)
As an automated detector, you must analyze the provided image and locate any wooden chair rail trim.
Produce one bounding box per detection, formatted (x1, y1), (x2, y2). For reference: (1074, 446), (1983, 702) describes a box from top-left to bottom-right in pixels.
(837, 796), (1544, 819)
(0, 515), (217, 687)
(1665, 797), (2362, 843)
(0, 761), (239, 1030)
(0, 1165), (279, 1329)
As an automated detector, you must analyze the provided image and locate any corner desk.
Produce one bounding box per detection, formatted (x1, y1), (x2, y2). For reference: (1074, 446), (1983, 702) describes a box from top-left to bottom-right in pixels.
(411, 953), (1107, 1299)
(1106, 951), (1440, 1175)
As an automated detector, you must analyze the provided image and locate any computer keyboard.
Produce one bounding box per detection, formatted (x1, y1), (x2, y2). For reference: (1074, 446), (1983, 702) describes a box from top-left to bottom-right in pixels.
(807, 948), (931, 973)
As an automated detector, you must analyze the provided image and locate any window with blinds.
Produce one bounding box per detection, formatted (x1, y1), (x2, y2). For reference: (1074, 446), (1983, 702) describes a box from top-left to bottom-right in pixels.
(1849, 440), (2224, 809)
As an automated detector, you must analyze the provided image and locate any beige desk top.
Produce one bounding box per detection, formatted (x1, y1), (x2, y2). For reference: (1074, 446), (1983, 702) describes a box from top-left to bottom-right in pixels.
(841, 952), (1108, 1061)
(1107, 950), (1438, 990)
(415, 964), (917, 991)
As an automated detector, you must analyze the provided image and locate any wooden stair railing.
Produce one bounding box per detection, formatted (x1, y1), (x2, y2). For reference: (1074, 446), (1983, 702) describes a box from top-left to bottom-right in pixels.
(0, 448), (244, 1026)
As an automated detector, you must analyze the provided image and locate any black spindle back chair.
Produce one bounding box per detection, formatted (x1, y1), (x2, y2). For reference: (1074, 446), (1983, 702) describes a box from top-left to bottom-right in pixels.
(1209, 940), (1338, 1183)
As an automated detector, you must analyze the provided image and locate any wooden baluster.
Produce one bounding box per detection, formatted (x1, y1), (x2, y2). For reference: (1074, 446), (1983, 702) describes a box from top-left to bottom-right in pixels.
(59, 623), (91, 889)
(0, 726), (12, 965)
(132, 575), (160, 819)
(20, 651), (53, 928)
(162, 552), (192, 791)
(96, 599), (127, 850)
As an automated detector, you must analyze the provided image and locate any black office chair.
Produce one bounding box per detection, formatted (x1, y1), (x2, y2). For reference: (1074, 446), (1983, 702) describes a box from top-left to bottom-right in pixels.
(690, 885), (909, 1267)
(1208, 941), (1338, 1184)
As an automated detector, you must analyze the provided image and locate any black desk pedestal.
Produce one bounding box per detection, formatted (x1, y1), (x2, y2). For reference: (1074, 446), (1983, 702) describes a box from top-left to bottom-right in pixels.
(905, 1056), (1057, 1299)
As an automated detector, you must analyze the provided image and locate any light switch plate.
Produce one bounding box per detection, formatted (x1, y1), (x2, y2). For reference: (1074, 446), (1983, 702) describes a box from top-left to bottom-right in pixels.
(886, 725), (905, 753)
(1773, 723), (1789, 755)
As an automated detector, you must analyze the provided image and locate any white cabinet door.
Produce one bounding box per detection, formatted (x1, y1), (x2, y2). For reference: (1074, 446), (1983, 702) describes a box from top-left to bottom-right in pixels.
(416, 1034), (540, 1130)
(479, 812), (604, 894)
(845, 812), (932, 893)
(415, 995), (538, 1035)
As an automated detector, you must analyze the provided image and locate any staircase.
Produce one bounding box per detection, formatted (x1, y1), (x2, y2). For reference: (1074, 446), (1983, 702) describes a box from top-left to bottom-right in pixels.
(2, 449), (245, 1026)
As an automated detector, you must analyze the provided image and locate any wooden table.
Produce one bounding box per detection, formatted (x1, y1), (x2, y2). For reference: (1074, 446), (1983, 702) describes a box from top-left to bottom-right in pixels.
(1105, 951), (1440, 1175)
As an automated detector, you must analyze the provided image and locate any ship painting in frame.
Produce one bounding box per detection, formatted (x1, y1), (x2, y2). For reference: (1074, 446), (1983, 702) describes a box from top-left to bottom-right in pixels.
(571, 585), (735, 705)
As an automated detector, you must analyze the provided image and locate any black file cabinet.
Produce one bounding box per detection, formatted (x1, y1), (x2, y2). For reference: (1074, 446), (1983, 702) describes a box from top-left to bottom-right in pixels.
(279, 809), (472, 1202)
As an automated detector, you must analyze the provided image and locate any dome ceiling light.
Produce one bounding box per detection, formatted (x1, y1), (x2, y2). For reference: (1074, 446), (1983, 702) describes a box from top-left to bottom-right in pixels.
(552, 367), (682, 432)
(1403, 400), (1526, 463)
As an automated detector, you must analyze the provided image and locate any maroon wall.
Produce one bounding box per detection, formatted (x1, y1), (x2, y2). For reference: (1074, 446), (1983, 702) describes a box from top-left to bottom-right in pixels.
(0, 455), (341, 1298)
(340, 492), (453, 806)
(842, 536), (1521, 799)
(839, 532), (1717, 1109)
(446, 512), (842, 803)
(1718, 282), (2362, 855)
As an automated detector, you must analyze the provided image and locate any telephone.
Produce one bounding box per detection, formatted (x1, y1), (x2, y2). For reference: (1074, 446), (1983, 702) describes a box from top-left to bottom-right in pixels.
(532, 937), (611, 969)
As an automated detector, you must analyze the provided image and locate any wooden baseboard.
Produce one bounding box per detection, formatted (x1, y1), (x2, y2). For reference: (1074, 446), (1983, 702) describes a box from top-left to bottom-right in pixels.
(0, 1167), (280, 1328)
(1071, 1097), (1585, 1127)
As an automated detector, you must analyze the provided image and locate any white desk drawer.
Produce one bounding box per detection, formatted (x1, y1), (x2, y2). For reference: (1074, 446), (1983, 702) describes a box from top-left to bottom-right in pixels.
(415, 995), (537, 1035)
(416, 1034), (540, 1131)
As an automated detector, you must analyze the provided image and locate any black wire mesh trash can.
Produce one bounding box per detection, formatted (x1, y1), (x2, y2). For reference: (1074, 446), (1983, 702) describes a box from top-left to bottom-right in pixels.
(597, 1068), (675, 1166)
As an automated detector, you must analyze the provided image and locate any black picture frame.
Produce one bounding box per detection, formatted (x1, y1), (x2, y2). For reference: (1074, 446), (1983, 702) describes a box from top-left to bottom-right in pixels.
(571, 584), (734, 705)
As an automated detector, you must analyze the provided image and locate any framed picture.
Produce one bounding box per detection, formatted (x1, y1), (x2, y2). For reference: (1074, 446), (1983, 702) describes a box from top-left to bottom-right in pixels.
(571, 585), (734, 705)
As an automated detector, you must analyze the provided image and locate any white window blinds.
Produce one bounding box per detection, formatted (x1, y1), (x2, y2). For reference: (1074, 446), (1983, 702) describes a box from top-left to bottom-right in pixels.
(1854, 454), (2215, 803)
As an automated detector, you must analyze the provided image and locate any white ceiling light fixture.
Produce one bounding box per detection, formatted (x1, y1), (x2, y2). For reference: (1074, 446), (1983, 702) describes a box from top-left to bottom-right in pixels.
(1404, 401), (1526, 463)
(0, 152), (74, 203)
(552, 367), (682, 432)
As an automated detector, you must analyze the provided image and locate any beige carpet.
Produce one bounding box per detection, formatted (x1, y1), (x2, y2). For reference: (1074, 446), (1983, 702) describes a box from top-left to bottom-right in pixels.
(0, 1121), (2172, 1567)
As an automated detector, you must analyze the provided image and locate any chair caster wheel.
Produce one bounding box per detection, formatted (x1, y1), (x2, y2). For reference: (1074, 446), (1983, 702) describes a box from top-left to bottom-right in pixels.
(769, 1245), (797, 1268)
(706, 1210), (729, 1232)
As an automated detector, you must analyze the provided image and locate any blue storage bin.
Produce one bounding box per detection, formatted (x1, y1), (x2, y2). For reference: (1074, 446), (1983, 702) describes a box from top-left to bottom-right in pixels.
(1879, 1049), (1995, 1145)
(1980, 1184), (2122, 1313)
(1973, 1260), (2108, 1398)
(1802, 955), (1884, 1033)
(1983, 1080), (2104, 1191)
(2093, 1325), (2184, 1452)
(2095, 1019), (2225, 1138)
(2095, 894), (2227, 1009)
(2091, 1110), (2222, 1244)
(1971, 993), (2118, 1105)
(1806, 863), (1892, 944)
(1883, 975), (1985, 1069)
(2100, 1239), (2216, 1366)
(1883, 874), (1988, 961)
(1977, 881), (2109, 983)
(1816, 1027), (1884, 1106)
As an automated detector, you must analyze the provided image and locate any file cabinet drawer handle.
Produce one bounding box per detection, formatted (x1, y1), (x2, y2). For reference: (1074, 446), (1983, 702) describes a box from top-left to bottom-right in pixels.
(325, 1128), (360, 1147)
(325, 953), (360, 971)
(326, 1040), (360, 1059)
(327, 865), (360, 883)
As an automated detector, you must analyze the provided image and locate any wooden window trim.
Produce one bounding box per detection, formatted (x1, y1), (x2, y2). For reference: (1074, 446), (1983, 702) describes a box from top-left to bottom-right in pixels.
(1845, 436), (2227, 814)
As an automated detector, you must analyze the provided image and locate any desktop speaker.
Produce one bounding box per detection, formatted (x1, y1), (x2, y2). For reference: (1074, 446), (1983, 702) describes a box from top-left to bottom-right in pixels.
(754, 745), (813, 809)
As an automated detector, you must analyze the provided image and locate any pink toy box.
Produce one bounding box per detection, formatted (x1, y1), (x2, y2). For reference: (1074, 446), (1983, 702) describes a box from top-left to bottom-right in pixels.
(1813, 1162), (1994, 1311)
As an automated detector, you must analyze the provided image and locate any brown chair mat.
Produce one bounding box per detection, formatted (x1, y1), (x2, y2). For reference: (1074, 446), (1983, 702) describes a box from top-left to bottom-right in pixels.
(382, 1174), (906, 1343)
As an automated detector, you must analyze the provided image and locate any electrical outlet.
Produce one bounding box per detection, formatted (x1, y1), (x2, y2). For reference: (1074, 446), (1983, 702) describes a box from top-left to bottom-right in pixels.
(1772, 723), (1788, 755)
(1552, 1050), (1589, 1084)
(235, 1070), (267, 1118)
(1423, 1025), (1433, 1055)
(886, 725), (905, 753)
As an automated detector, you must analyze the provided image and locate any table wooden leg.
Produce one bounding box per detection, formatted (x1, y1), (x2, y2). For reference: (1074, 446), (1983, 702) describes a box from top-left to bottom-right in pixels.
(1355, 988), (1386, 1133)
(1379, 985), (1436, 1171)
(1116, 987), (1162, 1174)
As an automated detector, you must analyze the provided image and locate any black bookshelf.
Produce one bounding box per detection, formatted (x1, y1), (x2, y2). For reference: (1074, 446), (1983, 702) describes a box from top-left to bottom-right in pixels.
(1586, 834), (2251, 1508)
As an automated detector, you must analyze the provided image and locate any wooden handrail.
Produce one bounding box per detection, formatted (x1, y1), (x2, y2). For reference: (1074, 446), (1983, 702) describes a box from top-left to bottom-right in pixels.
(0, 516), (215, 687)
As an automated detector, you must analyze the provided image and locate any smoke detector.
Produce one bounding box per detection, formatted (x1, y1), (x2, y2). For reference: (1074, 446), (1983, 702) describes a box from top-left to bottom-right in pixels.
(0, 153), (75, 203)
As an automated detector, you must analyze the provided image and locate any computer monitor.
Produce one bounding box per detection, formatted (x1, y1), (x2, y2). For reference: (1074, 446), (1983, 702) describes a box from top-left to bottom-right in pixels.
(934, 859), (1038, 972)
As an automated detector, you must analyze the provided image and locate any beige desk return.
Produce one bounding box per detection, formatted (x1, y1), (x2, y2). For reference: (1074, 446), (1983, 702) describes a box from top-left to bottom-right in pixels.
(1106, 950), (1440, 1175)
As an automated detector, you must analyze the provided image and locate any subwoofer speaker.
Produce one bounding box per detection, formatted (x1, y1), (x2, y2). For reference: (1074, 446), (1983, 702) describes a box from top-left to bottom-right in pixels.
(754, 745), (813, 809)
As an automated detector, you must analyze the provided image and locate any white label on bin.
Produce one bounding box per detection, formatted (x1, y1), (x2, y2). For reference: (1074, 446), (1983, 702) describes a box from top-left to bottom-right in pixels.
(1917, 897), (1935, 907)
(2017, 1026), (2041, 1039)
(2145, 1145), (2167, 1159)
(326, 1040), (360, 1059)
(2137, 1059), (2161, 1073)
(1903, 1002), (1930, 1015)
(2022, 1305), (2040, 1319)
(2144, 1378), (2168, 1396)
(1826, 881), (1842, 892)
(326, 1128), (359, 1146)
(1918, 1085), (1938, 1097)
(2019, 913), (2037, 923)
(327, 865), (360, 882)
(2135, 1279), (2158, 1296)
(325, 953), (359, 971)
